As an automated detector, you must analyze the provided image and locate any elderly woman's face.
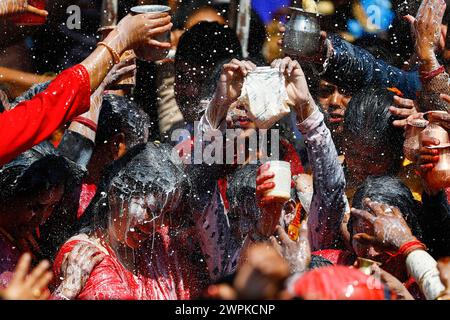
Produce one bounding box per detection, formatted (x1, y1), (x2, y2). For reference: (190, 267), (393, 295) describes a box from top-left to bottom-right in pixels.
(108, 193), (166, 249)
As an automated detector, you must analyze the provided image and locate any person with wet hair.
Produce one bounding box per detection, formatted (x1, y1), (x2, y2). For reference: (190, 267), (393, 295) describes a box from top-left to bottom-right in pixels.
(342, 87), (405, 189)
(349, 195), (447, 300)
(0, 141), (84, 289)
(85, 94), (150, 191)
(52, 142), (216, 300)
(37, 93), (150, 261)
(226, 164), (261, 243)
(345, 177), (424, 280)
(342, 86), (435, 206)
(314, 38), (401, 154)
(0, 59), (141, 261)
(155, 5), (227, 137)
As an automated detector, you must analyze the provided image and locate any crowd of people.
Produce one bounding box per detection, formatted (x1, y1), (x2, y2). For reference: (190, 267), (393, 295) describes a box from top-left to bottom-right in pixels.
(0, 0), (450, 301)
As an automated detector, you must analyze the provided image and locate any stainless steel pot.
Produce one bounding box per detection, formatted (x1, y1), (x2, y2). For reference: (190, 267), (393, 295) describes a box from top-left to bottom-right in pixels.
(283, 7), (321, 58)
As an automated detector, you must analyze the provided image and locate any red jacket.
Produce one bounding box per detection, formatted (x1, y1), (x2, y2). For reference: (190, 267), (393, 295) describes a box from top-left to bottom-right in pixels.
(0, 65), (90, 165)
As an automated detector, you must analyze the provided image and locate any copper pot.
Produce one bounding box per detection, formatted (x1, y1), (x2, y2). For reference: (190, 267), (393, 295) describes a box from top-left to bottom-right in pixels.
(424, 143), (450, 190)
(420, 117), (450, 190)
(283, 7), (321, 58)
(130, 5), (171, 62)
(97, 26), (136, 90)
(420, 122), (450, 145)
(404, 118), (428, 161)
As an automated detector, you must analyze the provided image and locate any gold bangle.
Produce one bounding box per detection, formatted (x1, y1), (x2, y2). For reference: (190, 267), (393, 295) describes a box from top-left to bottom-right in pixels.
(97, 42), (121, 65)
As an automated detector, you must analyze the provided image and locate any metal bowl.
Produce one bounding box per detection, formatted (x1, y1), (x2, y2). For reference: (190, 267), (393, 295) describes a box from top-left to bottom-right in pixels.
(283, 7), (321, 58)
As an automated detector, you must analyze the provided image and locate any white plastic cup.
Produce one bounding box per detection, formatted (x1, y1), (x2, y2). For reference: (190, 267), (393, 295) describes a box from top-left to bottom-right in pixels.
(130, 5), (171, 62)
(264, 161), (291, 200)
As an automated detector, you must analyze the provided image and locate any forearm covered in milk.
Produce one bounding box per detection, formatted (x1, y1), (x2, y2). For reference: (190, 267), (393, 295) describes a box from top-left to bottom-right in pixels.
(297, 109), (347, 250)
(193, 184), (240, 281)
(406, 250), (445, 300)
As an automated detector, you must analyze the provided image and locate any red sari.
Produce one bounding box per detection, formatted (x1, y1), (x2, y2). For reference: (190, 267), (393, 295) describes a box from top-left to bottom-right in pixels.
(53, 226), (208, 300)
(0, 65), (90, 165)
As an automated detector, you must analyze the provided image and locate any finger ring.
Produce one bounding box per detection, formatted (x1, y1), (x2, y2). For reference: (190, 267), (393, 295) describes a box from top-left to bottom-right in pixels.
(32, 288), (42, 298)
(384, 208), (393, 214)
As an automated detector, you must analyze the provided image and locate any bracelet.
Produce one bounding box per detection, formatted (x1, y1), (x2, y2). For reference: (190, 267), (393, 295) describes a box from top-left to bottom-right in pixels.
(420, 65), (445, 82)
(397, 239), (427, 258)
(97, 42), (121, 65)
(72, 116), (98, 132)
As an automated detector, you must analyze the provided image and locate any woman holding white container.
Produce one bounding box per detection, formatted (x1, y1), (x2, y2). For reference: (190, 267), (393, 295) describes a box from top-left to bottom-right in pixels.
(253, 56), (347, 252)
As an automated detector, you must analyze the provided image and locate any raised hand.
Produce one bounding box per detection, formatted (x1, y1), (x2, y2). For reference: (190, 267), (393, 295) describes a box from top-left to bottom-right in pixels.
(271, 57), (316, 121)
(116, 13), (173, 53)
(212, 59), (256, 108)
(350, 198), (416, 252)
(102, 53), (137, 90)
(0, 253), (52, 300)
(389, 96), (418, 128)
(270, 224), (311, 274)
(404, 0), (447, 70)
(424, 107), (450, 131)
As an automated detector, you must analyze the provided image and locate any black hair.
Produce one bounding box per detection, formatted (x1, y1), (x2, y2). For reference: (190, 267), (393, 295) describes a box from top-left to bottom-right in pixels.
(79, 142), (190, 234)
(12, 81), (51, 106)
(308, 254), (334, 269)
(173, 2), (266, 61)
(348, 175), (423, 240)
(0, 141), (84, 206)
(176, 21), (243, 68)
(344, 86), (404, 175)
(96, 94), (150, 148)
(227, 164), (260, 239)
(0, 81), (51, 113)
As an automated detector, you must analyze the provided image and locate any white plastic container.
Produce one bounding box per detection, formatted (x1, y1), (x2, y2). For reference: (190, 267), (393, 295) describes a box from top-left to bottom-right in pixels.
(265, 160), (291, 200)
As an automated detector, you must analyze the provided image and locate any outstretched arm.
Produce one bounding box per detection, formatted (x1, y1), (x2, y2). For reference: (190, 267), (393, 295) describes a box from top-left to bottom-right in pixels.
(320, 34), (421, 99)
(272, 57), (347, 250)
